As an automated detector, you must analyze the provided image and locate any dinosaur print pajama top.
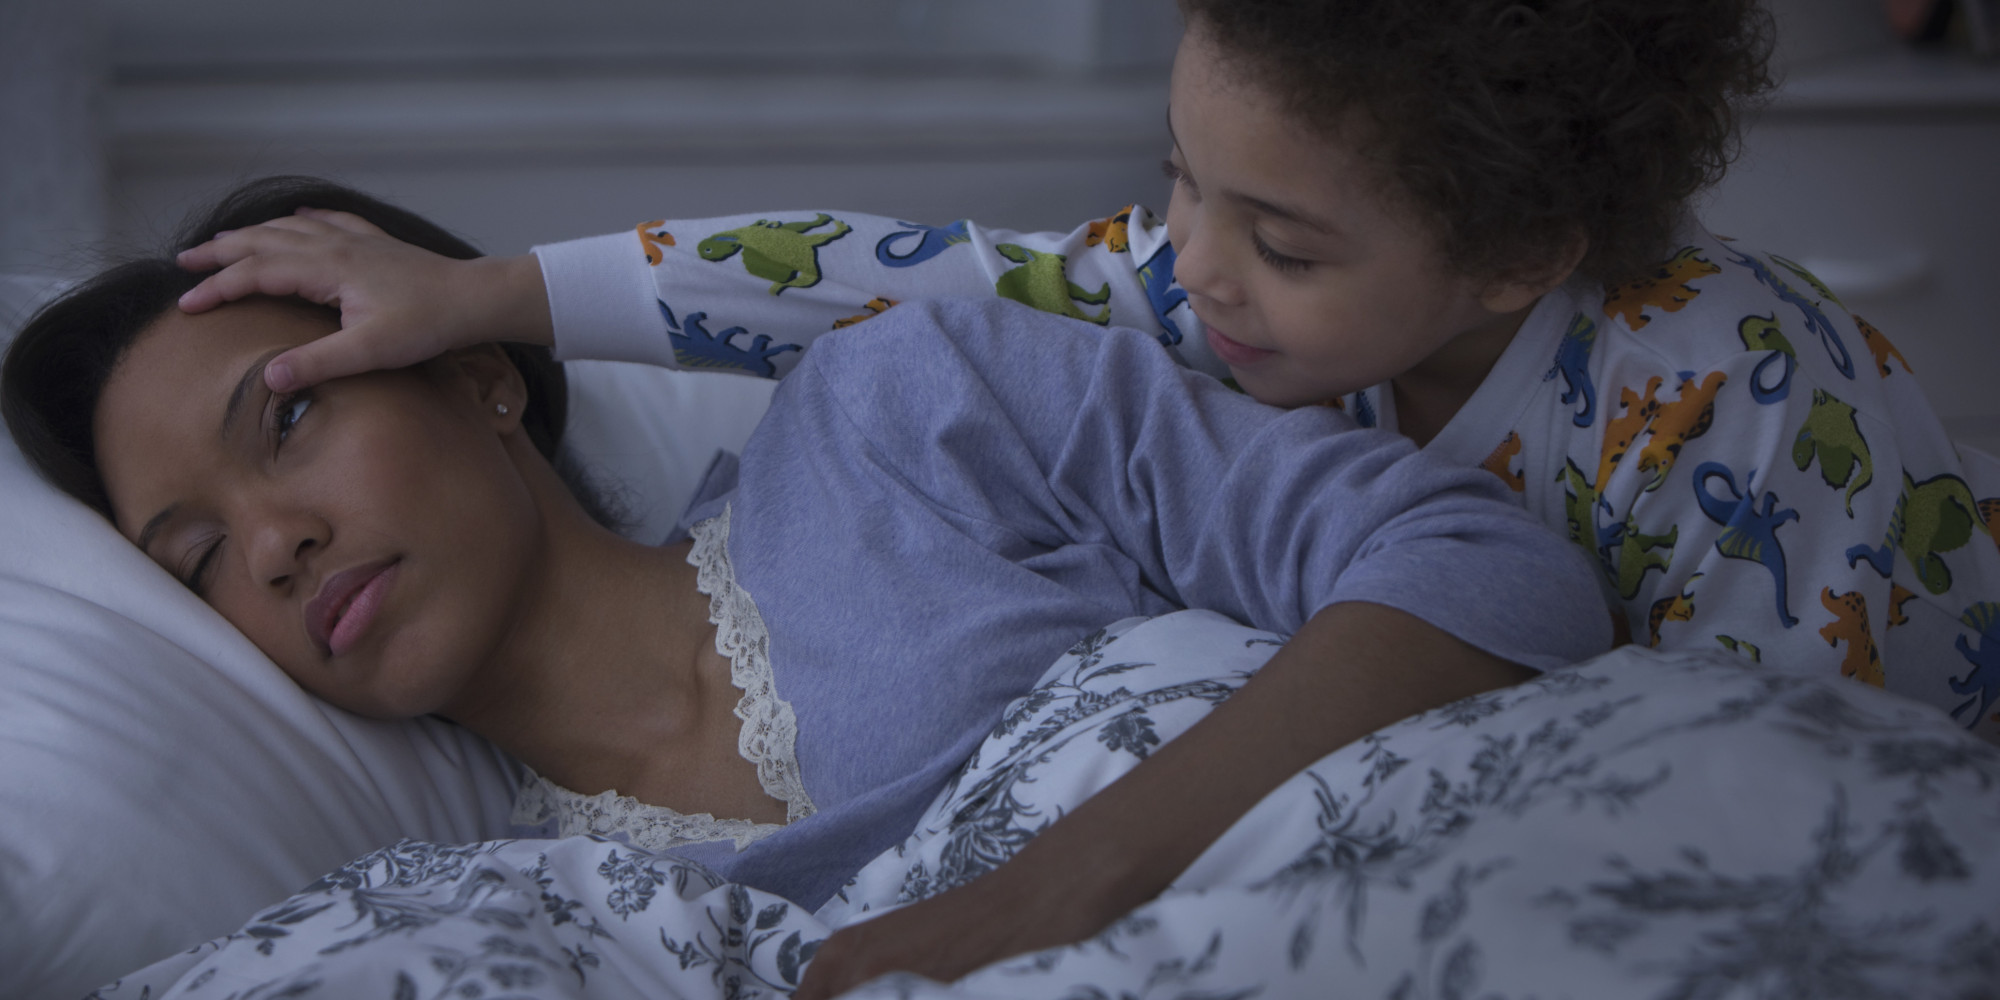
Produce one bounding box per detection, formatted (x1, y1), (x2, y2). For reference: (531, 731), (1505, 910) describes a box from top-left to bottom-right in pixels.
(531, 206), (2000, 744)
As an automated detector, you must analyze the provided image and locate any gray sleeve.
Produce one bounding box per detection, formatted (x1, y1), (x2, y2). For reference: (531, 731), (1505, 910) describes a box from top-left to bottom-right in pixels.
(793, 297), (1613, 671)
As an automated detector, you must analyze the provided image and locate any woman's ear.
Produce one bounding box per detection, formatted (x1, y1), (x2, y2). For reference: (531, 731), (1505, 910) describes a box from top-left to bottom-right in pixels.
(438, 344), (528, 430)
(1478, 230), (1589, 314)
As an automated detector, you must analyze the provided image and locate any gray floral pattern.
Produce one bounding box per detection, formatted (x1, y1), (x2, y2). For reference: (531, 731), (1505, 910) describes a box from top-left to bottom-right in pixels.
(99, 611), (2000, 999)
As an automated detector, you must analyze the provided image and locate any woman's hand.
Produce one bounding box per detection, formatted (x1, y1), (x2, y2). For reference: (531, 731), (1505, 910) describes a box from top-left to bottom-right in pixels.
(793, 862), (1102, 1000)
(177, 208), (553, 393)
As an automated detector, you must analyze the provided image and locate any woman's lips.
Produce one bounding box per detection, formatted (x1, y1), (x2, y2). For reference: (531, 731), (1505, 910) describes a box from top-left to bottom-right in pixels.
(1205, 324), (1276, 368)
(306, 561), (399, 657)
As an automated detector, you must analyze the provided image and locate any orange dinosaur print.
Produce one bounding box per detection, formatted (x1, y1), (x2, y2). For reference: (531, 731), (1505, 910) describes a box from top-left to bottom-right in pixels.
(1596, 376), (1664, 489)
(1603, 247), (1721, 331)
(1085, 206), (1133, 253)
(1635, 371), (1726, 489)
(638, 221), (677, 266)
(1647, 574), (1701, 647)
(1852, 313), (1912, 377)
(832, 297), (900, 329)
(1595, 373), (1726, 491)
(1888, 583), (1915, 628)
(1480, 432), (1525, 493)
(1819, 587), (1883, 687)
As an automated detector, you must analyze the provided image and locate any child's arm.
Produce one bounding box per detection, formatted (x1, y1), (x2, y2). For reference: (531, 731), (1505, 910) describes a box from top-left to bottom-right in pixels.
(177, 204), (1209, 393)
(538, 204), (1211, 380)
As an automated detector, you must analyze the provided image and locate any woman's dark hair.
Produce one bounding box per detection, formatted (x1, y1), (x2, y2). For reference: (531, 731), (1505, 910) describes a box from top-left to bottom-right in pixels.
(1178, 0), (1777, 284)
(2, 175), (622, 527)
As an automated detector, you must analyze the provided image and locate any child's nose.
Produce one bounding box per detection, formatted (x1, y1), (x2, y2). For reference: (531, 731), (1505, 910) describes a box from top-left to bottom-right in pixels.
(1166, 206), (1238, 308)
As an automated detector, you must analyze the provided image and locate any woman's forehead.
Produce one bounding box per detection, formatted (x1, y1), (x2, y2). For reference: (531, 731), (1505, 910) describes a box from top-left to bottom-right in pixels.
(94, 301), (334, 525)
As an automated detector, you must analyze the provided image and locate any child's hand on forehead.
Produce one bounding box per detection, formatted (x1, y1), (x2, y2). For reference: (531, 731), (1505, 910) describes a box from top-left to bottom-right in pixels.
(177, 208), (552, 393)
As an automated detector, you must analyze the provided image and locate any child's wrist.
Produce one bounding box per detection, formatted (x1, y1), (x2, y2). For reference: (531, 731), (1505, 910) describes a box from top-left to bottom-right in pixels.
(467, 254), (555, 349)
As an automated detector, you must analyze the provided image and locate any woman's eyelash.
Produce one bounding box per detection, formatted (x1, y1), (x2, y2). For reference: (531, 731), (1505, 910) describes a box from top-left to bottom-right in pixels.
(1252, 233), (1311, 274)
(186, 537), (222, 594)
(272, 391), (312, 446)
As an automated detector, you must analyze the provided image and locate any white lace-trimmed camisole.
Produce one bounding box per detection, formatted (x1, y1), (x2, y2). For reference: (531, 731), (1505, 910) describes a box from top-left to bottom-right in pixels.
(510, 505), (816, 851)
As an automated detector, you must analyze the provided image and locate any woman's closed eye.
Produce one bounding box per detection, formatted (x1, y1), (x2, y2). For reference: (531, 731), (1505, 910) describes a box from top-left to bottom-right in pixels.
(182, 533), (224, 595)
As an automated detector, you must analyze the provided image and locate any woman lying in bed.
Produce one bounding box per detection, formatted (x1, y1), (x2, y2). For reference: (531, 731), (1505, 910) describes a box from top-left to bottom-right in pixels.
(0, 178), (1609, 995)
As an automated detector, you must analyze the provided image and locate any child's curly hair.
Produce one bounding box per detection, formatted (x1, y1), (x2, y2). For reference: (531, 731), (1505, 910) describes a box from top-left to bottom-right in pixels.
(1179, 0), (1776, 285)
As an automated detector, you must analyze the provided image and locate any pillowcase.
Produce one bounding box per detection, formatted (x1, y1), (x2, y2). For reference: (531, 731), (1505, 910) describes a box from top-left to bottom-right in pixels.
(0, 276), (774, 1000)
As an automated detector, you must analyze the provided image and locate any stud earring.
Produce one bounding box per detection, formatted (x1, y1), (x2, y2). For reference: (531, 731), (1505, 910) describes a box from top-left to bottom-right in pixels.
(496, 403), (509, 416)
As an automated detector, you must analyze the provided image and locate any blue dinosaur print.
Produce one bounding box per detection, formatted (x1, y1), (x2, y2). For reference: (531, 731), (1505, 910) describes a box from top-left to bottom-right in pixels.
(1738, 313), (1797, 405)
(1135, 242), (1189, 347)
(1352, 391), (1378, 429)
(1847, 538), (1895, 581)
(1723, 247), (1854, 380)
(665, 306), (801, 378)
(1544, 313), (1598, 427)
(875, 220), (971, 268)
(1693, 461), (1801, 628)
(1950, 602), (2000, 728)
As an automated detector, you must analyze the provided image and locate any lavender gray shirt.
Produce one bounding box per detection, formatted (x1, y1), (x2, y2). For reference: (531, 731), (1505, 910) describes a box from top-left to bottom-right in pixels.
(660, 298), (1610, 906)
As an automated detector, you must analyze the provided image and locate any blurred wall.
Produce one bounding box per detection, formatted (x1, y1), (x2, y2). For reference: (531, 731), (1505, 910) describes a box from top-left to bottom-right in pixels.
(99, 0), (1181, 254)
(1, 0), (107, 277)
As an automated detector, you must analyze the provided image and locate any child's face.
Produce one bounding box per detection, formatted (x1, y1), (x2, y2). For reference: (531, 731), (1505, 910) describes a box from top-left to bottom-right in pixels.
(1165, 26), (1531, 408)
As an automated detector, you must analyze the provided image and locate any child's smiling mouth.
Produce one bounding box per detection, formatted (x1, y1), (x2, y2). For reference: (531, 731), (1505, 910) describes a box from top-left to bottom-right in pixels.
(1204, 324), (1276, 368)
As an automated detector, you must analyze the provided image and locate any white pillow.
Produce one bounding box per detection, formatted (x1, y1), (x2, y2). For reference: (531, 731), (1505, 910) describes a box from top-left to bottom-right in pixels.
(0, 278), (774, 1000)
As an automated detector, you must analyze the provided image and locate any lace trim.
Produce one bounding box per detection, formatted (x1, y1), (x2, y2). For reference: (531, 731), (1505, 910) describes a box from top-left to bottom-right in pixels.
(511, 774), (783, 852)
(691, 505), (816, 823)
(507, 504), (814, 853)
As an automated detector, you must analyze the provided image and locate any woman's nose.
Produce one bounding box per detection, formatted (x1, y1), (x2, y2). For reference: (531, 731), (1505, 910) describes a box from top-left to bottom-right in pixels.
(243, 507), (329, 591)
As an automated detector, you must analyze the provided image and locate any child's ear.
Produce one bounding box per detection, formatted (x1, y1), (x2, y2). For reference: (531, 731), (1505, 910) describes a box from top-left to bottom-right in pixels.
(1479, 231), (1588, 314)
(440, 344), (528, 430)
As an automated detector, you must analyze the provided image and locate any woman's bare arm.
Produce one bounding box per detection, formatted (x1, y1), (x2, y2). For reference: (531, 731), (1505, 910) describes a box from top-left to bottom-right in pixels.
(795, 599), (1533, 999)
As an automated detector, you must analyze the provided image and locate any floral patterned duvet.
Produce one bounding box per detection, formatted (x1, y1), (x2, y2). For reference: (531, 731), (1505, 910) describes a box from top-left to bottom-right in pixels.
(98, 610), (2000, 999)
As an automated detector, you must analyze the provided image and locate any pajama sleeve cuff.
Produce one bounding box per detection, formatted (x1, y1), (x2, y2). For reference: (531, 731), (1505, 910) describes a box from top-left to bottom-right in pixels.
(530, 231), (674, 367)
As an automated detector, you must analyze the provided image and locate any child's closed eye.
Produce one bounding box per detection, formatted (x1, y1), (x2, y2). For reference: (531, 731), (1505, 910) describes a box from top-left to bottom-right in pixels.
(1251, 232), (1310, 274)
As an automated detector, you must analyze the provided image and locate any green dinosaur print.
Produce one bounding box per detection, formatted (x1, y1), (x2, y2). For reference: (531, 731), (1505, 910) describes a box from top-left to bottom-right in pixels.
(1737, 313), (1794, 356)
(1612, 518), (1678, 600)
(994, 243), (1112, 324)
(1792, 389), (1873, 516)
(1770, 252), (1842, 307)
(697, 213), (853, 295)
(1716, 635), (1762, 662)
(1558, 458), (1670, 597)
(1559, 458), (1602, 549)
(1848, 471), (1988, 595)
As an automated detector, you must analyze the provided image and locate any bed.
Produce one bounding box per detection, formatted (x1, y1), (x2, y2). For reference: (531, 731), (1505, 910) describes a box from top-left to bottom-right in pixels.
(3, 280), (1997, 999)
